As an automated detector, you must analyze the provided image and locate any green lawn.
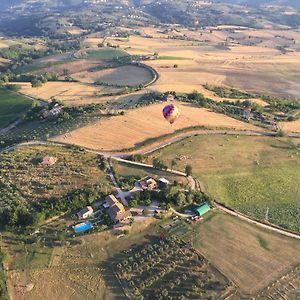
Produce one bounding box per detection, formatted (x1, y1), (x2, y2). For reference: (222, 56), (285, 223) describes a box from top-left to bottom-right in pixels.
(86, 48), (129, 60)
(147, 135), (300, 232)
(0, 88), (32, 128)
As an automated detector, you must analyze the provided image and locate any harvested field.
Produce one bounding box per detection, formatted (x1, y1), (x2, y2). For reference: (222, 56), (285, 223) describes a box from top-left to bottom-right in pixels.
(18, 82), (122, 106)
(280, 119), (300, 133)
(52, 102), (260, 151)
(193, 212), (300, 295)
(106, 27), (300, 98)
(73, 64), (154, 86)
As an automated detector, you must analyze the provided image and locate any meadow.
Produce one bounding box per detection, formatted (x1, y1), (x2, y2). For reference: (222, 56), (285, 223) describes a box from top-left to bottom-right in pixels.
(147, 135), (300, 232)
(0, 88), (32, 128)
(52, 102), (259, 151)
(86, 48), (129, 60)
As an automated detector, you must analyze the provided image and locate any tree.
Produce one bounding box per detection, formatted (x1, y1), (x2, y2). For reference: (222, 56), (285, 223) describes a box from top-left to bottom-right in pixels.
(171, 159), (177, 170)
(176, 192), (186, 207)
(31, 78), (42, 88)
(129, 198), (138, 208)
(63, 69), (70, 77)
(185, 165), (193, 176)
(276, 129), (286, 137)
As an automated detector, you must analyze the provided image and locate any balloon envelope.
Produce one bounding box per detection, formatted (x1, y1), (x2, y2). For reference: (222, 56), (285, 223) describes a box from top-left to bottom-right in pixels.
(163, 104), (180, 124)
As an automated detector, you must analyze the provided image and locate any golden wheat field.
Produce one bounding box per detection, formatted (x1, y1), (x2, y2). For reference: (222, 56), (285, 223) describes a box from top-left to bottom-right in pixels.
(280, 119), (300, 133)
(52, 102), (261, 151)
(17, 82), (121, 106)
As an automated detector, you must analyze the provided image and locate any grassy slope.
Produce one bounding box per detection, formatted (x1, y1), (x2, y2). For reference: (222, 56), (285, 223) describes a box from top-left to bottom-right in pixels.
(0, 89), (32, 128)
(148, 135), (300, 232)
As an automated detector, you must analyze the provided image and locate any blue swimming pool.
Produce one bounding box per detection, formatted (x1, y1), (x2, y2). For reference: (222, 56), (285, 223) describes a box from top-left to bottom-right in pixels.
(74, 222), (93, 233)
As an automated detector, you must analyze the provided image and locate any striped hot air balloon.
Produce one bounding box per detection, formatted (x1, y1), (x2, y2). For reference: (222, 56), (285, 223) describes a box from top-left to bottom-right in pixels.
(162, 104), (180, 124)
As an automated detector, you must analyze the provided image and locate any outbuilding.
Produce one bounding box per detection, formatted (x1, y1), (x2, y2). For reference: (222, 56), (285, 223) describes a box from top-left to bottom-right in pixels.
(194, 203), (210, 217)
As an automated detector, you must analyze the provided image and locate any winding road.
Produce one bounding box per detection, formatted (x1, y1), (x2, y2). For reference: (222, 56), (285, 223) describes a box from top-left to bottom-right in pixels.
(1, 128), (300, 240)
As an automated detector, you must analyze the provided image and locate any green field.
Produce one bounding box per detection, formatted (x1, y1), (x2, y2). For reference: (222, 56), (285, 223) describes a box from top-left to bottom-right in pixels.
(147, 135), (300, 232)
(0, 88), (32, 128)
(86, 48), (129, 60)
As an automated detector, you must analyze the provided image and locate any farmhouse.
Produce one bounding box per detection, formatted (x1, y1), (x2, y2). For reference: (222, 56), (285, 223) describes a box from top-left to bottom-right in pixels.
(106, 195), (132, 223)
(138, 176), (157, 190)
(41, 156), (57, 166)
(195, 203), (211, 217)
(77, 206), (94, 219)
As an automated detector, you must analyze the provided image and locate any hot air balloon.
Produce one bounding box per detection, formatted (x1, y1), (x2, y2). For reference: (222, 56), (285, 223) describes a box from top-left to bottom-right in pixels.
(163, 104), (180, 124)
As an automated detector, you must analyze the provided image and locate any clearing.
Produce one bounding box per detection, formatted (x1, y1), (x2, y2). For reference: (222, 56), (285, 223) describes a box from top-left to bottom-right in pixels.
(52, 102), (260, 151)
(0, 88), (32, 128)
(148, 135), (300, 232)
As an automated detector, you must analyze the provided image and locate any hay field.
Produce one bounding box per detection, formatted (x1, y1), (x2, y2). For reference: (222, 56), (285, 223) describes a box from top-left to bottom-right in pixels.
(106, 28), (300, 98)
(52, 102), (260, 151)
(280, 119), (300, 133)
(18, 82), (122, 106)
(193, 212), (300, 295)
(73, 65), (154, 86)
(149, 135), (300, 232)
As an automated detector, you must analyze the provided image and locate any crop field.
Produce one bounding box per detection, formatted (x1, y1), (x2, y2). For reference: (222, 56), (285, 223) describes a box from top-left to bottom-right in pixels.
(0, 145), (111, 203)
(110, 235), (235, 299)
(5, 219), (156, 300)
(280, 119), (300, 133)
(147, 135), (300, 232)
(18, 82), (122, 106)
(0, 88), (32, 128)
(113, 161), (188, 186)
(73, 65), (154, 86)
(52, 102), (260, 151)
(106, 26), (300, 98)
(86, 48), (129, 60)
(191, 212), (300, 296)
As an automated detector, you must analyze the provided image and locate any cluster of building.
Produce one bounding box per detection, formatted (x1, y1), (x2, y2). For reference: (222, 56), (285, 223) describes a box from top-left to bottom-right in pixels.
(137, 176), (170, 190)
(42, 103), (63, 119)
